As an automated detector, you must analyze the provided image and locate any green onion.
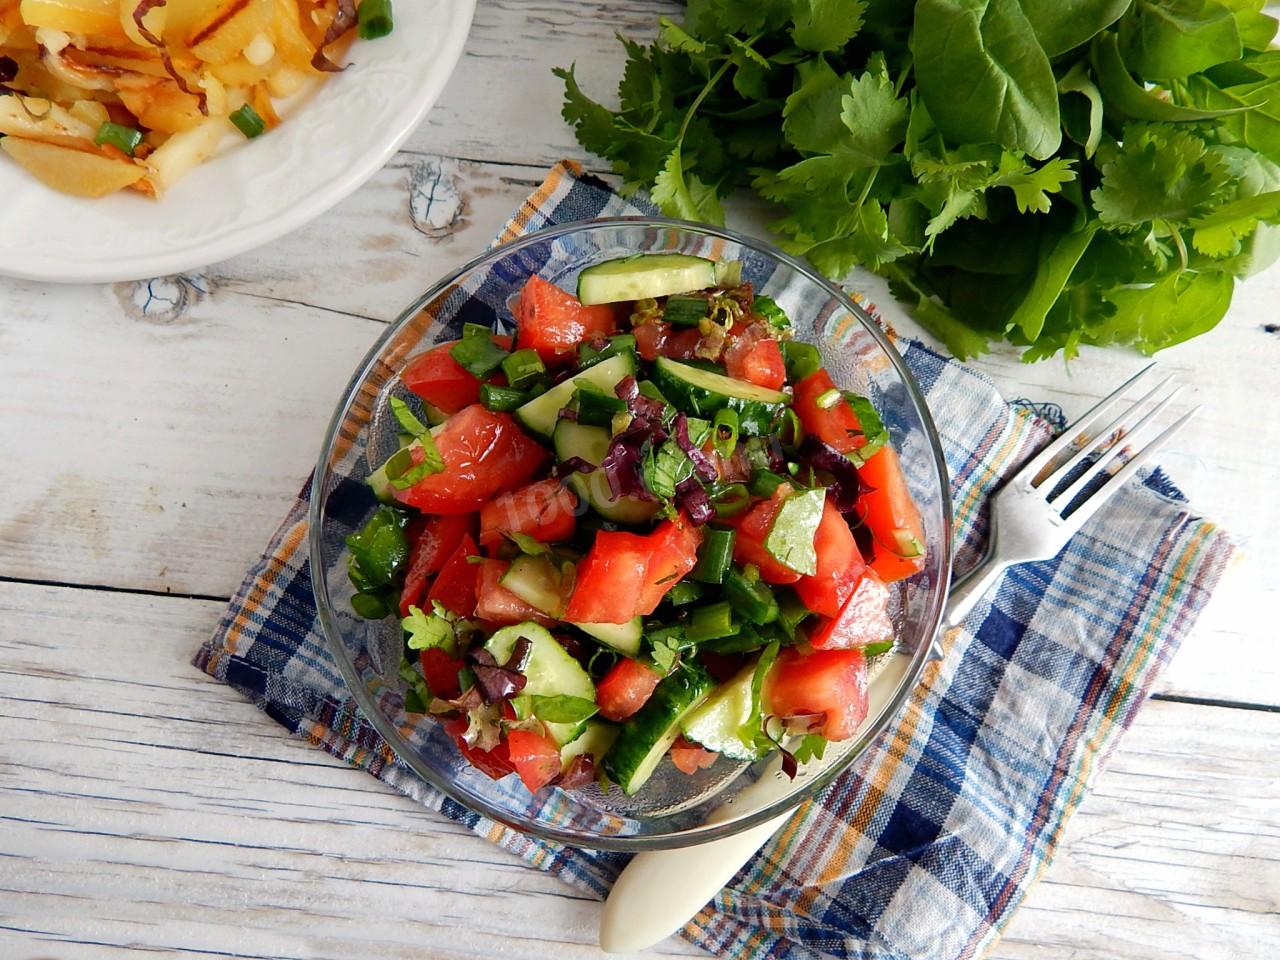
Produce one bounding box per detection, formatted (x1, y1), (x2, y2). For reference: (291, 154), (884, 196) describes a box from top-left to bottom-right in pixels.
(350, 591), (391, 619)
(691, 527), (735, 584)
(357, 0), (394, 39)
(749, 470), (788, 498)
(763, 487), (825, 576)
(723, 567), (779, 625)
(665, 581), (704, 606)
(776, 407), (804, 448)
(94, 121), (142, 156)
(842, 391), (890, 464)
(500, 348), (545, 389)
(752, 295), (790, 330)
(389, 396), (430, 438)
(579, 333), (637, 369)
(712, 407), (739, 457)
(479, 383), (527, 412)
(701, 625), (769, 654)
(709, 482), (751, 518)
(778, 591), (812, 641)
(229, 104), (266, 139)
(663, 295), (708, 326)
(780, 340), (821, 382)
(645, 624), (686, 648)
(816, 387), (842, 409)
(573, 384), (626, 426)
(861, 639), (895, 657)
(687, 601), (738, 643)
(449, 324), (509, 378)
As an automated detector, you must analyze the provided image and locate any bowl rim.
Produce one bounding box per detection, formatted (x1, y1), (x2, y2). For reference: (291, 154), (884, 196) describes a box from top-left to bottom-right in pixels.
(309, 215), (953, 851)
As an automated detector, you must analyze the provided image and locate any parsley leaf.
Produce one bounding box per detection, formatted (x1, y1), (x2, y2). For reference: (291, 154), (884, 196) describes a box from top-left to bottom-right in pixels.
(790, 0), (866, 53)
(1092, 125), (1233, 230)
(403, 602), (458, 655)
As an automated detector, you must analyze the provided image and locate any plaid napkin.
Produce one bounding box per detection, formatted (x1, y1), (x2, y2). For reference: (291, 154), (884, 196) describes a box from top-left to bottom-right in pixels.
(194, 161), (1235, 960)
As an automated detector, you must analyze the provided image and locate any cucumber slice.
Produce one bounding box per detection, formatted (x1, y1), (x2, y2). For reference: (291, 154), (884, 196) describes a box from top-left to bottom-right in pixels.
(652, 357), (790, 436)
(576, 253), (721, 305)
(714, 260), (742, 288)
(501, 554), (567, 617)
(559, 718), (619, 771)
(485, 623), (595, 703)
(552, 420), (659, 525)
(680, 662), (762, 761)
(514, 353), (637, 438)
(603, 664), (714, 794)
(574, 618), (642, 656)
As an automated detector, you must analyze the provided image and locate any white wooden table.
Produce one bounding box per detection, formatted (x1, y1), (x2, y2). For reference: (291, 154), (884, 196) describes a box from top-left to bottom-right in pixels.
(2, 4), (1279, 958)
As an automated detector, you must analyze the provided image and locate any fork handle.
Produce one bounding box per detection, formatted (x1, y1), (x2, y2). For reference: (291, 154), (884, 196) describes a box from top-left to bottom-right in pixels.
(944, 555), (1012, 630)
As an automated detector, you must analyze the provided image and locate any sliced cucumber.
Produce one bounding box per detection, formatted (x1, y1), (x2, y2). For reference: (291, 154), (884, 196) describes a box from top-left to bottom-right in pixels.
(680, 662), (762, 761)
(652, 357), (790, 436)
(714, 260), (742, 288)
(574, 618), (642, 656)
(552, 420), (659, 525)
(485, 622), (595, 702)
(603, 664), (714, 794)
(513, 352), (636, 439)
(577, 253), (720, 305)
(559, 718), (619, 771)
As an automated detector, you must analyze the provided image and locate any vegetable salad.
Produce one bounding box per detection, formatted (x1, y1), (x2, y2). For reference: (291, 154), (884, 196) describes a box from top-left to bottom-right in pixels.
(345, 254), (927, 796)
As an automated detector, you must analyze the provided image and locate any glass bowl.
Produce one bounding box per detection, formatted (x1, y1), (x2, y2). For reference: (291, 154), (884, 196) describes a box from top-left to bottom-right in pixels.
(309, 217), (952, 851)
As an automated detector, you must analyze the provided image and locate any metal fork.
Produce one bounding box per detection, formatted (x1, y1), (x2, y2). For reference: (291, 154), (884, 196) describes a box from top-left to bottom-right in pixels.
(599, 364), (1197, 954)
(945, 363), (1197, 627)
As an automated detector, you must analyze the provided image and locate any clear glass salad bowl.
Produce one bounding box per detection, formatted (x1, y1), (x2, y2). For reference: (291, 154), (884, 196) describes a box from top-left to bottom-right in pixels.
(309, 217), (952, 850)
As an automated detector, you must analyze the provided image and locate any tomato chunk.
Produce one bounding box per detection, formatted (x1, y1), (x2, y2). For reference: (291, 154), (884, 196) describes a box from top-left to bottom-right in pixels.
(726, 337), (786, 391)
(442, 715), (514, 780)
(859, 445), (927, 582)
(793, 498), (866, 618)
(596, 658), (663, 721)
(793, 369), (864, 455)
(419, 647), (464, 700)
(401, 343), (478, 414)
(506, 727), (563, 792)
(565, 515), (703, 623)
(478, 478), (578, 548)
(515, 275), (618, 362)
(765, 647), (869, 741)
(728, 487), (802, 585)
(633, 321), (669, 362)
(425, 533), (481, 617)
(808, 572), (893, 651)
(399, 514), (475, 617)
(474, 559), (554, 626)
(669, 735), (718, 774)
(394, 405), (550, 515)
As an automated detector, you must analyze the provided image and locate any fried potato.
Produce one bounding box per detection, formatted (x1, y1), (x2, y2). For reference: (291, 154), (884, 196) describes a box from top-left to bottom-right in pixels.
(19, 0), (123, 37)
(1, 136), (145, 196)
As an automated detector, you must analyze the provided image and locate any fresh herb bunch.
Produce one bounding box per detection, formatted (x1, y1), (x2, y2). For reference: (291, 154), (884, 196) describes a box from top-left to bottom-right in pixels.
(556, 0), (1280, 361)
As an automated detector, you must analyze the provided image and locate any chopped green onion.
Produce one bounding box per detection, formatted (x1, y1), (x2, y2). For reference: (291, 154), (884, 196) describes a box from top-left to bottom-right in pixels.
(701, 624), (769, 654)
(506, 531), (549, 555)
(749, 469), (788, 498)
(815, 387), (842, 410)
(229, 104), (266, 139)
(579, 334), (637, 369)
(449, 324), (509, 378)
(573, 384), (627, 426)
(687, 601), (738, 643)
(861, 639), (895, 657)
(94, 121), (142, 156)
(663, 295), (708, 326)
(501, 348), (545, 389)
(752, 295), (790, 330)
(357, 0), (394, 40)
(764, 487), (826, 576)
(389, 396), (430, 438)
(712, 407), (739, 457)
(666, 581), (704, 606)
(479, 383), (527, 412)
(778, 591), (812, 641)
(691, 527), (735, 584)
(350, 591), (391, 619)
(709, 482), (751, 518)
(776, 407), (804, 447)
(723, 567), (779, 625)
(780, 340), (822, 382)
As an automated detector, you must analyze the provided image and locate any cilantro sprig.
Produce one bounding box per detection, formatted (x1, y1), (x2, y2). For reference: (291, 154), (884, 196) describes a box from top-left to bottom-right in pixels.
(558, 1), (1280, 361)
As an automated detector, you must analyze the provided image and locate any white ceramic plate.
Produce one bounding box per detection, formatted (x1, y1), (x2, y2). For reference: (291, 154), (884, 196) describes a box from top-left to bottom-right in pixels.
(0, 0), (475, 284)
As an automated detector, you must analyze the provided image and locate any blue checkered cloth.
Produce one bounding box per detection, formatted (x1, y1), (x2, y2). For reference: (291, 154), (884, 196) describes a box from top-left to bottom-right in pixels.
(195, 161), (1235, 960)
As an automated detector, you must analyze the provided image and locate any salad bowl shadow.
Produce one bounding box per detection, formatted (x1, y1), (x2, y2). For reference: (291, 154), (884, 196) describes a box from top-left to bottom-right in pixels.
(309, 217), (952, 851)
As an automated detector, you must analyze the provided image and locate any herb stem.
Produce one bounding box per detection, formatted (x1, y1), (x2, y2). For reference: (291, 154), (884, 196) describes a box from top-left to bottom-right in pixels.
(1167, 220), (1189, 273)
(676, 58), (735, 148)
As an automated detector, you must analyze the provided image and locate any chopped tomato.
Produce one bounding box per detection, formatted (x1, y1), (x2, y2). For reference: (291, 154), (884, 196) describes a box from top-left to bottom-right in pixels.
(564, 515), (703, 623)
(765, 647), (868, 741)
(506, 727), (563, 792)
(401, 343), (475, 414)
(633, 321), (669, 362)
(669, 735), (718, 774)
(399, 514), (475, 616)
(793, 368), (863, 455)
(808, 572), (893, 651)
(793, 499), (866, 617)
(725, 336), (786, 390)
(859, 445), (927, 582)
(474, 559), (554, 626)
(425, 533), (481, 617)
(728, 486), (802, 585)
(515, 275), (617, 362)
(596, 658), (663, 721)
(442, 716), (514, 780)
(478, 478), (578, 548)
(394, 405), (550, 515)
(663, 327), (704, 360)
(420, 647), (464, 700)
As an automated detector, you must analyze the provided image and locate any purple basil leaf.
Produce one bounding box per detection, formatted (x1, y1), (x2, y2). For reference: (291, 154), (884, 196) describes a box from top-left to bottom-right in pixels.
(675, 476), (715, 525)
(614, 375), (639, 402)
(800, 436), (865, 513)
(779, 744), (798, 780)
(554, 456), (596, 477)
(466, 640), (530, 705)
(557, 406), (579, 422)
(675, 414), (718, 483)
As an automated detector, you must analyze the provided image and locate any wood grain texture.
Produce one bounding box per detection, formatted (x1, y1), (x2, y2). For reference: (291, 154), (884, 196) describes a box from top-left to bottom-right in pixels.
(1, 581), (1276, 960)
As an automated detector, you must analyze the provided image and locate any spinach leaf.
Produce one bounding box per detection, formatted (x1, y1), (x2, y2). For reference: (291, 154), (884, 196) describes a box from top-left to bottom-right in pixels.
(1092, 32), (1251, 121)
(1119, 0), (1241, 80)
(1007, 222), (1100, 340)
(1020, 0), (1132, 56)
(1099, 270), (1234, 352)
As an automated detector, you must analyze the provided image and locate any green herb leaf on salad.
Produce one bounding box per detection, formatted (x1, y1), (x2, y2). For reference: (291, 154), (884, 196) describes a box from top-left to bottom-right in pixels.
(764, 487), (827, 575)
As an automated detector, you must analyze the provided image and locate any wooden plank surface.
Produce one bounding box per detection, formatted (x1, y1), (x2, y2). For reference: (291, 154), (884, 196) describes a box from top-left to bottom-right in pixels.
(0, 581), (1276, 960)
